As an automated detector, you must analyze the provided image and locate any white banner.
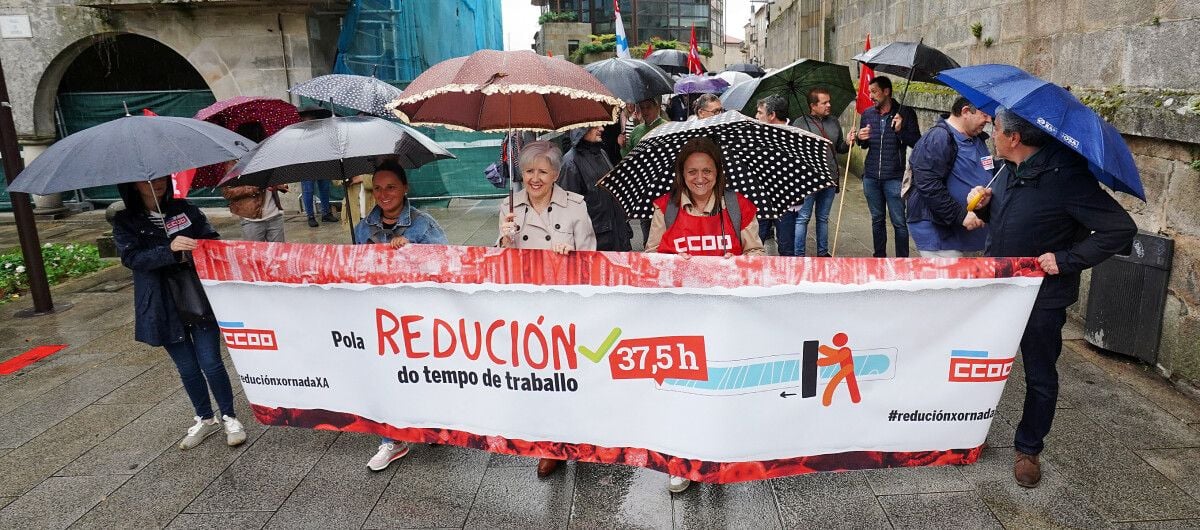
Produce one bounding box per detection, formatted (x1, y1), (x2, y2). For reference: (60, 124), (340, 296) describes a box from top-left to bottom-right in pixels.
(196, 241), (1042, 482)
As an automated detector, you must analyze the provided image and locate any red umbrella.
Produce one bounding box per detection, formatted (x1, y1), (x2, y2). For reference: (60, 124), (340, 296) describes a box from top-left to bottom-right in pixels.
(388, 50), (622, 132)
(191, 97), (301, 187)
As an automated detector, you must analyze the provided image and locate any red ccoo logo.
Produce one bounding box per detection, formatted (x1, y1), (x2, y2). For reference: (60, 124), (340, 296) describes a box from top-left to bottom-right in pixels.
(948, 350), (1012, 382)
(220, 322), (278, 351)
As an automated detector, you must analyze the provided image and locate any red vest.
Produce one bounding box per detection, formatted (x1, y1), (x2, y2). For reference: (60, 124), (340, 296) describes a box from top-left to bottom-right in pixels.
(653, 192), (757, 256)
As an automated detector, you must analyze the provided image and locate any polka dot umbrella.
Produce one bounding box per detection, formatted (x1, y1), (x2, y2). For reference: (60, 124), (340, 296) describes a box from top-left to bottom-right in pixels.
(600, 111), (836, 220)
(388, 49), (622, 132)
(289, 74), (403, 118)
(191, 96), (301, 187)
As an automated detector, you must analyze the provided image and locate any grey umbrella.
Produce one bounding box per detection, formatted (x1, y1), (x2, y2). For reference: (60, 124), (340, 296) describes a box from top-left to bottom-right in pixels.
(852, 40), (960, 85)
(219, 116), (455, 188)
(289, 74), (404, 118)
(7, 115), (254, 195)
(583, 58), (675, 103)
(645, 49), (697, 76)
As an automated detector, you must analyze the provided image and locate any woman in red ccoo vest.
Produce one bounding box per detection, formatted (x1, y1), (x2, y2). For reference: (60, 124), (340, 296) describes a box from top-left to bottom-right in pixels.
(644, 136), (764, 258)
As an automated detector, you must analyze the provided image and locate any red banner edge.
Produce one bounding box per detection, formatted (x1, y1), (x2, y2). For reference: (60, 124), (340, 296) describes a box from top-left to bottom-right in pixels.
(251, 404), (985, 484)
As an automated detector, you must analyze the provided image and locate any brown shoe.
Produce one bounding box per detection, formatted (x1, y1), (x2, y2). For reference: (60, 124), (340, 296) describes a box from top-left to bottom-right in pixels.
(536, 458), (561, 478)
(1014, 451), (1041, 488)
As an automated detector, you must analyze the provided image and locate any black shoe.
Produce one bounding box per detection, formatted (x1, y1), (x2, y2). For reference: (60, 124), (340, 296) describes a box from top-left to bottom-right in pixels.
(321, 212), (338, 223)
(307, 216), (319, 227)
(818, 252), (832, 258)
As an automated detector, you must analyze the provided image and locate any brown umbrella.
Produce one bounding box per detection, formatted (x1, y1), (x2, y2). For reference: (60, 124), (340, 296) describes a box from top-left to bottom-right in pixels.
(387, 50), (622, 132)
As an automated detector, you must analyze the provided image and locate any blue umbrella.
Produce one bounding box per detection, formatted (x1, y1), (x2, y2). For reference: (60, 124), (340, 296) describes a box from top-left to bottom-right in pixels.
(936, 64), (1145, 200)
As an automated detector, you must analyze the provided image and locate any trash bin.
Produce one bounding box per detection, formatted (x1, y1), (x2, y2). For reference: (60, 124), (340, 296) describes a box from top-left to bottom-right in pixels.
(1083, 231), (1173, 364)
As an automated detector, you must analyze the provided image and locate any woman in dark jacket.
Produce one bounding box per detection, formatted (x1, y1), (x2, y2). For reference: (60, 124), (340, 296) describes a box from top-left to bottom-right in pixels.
(112, 176), (246, 451)
(558, 126), (633, 251)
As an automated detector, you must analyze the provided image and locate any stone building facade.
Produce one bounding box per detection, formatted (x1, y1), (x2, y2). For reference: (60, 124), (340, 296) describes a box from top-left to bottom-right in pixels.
(0, 0), (345, 147)
(762, 0), (1200, 392)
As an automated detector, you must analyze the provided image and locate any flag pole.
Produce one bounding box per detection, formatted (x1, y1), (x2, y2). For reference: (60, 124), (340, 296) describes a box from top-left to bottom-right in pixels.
(830, 109), (860, 257)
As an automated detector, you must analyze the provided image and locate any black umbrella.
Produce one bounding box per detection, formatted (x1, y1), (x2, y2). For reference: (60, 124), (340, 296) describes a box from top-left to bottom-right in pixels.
(583, 57), (675, 103)
(601, 111), (835, 220)
(219, 116), (454, 188)
(645, 49), (699, 76)
(719, 58), (854, 119)
(853, 40), (960, 88)
(726, 63), (766, 77)
(289, 74), (404, 118)
(8, 115), (254, 195)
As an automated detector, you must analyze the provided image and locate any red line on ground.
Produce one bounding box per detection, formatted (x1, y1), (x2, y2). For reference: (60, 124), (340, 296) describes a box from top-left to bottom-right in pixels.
(0, 345), (68, 375)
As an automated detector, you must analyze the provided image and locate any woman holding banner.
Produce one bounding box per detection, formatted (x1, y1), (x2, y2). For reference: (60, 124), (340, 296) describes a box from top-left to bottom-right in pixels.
(354, 160), (449, 471)
(498, 141), (596, 257)
(112, 177), (247, 451)
(497, 141), (595, 479)
(644, 136), (764, 259)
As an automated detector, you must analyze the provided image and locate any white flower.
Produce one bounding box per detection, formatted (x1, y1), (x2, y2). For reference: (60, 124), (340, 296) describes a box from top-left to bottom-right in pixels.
(43, 243), (51, 248)
(15, 265), (25, 274)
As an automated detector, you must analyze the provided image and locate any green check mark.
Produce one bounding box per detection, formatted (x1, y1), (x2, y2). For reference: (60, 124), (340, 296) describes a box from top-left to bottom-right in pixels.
(579, 327), (622, 363)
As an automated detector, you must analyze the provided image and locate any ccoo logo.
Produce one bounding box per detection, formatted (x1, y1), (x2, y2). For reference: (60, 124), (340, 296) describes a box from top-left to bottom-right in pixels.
(219, 321), (278, 351)
(948, 349), (1013, 382)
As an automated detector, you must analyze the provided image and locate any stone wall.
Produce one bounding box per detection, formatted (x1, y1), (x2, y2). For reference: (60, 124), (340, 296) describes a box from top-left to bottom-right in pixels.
(534, 21), (591, 59)
(0, 1), (339, 142)
(765, 1), (1200, 392)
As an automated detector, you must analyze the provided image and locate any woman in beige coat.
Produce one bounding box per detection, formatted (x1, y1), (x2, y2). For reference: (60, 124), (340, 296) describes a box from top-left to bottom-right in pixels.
(499, 141), (596, 256)
(497, 141), (594, 480)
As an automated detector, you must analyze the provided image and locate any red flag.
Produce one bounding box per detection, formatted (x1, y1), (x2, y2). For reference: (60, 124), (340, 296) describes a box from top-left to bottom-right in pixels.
(142, 108), (197, 198)
(687, 26), (703, 75)
(643, 42), (655, 59)
(855, 34), (875, 114)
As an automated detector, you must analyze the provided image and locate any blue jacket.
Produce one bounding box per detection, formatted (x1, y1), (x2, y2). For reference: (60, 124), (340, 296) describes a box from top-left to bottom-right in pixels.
(855, 99), (920, 180)
(354, 202), (448, 245)
(112, 201), (219, 347)
(906, 120), (993, 250)
(978, 142), (1136, 309)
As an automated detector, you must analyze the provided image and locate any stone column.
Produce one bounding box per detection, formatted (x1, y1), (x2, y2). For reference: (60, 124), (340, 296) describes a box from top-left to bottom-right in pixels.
(19, 138), (68, 218)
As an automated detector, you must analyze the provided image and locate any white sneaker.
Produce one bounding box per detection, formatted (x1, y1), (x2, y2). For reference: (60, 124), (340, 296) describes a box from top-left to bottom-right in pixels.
(222, 415), (247, 447)
(668, 475), (692, 493)
(367, 441), (411, 471)
(179, 416), (221, 450)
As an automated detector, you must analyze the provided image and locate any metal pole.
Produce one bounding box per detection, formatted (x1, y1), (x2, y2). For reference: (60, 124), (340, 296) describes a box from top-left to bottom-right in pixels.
(0, 54), (54, 314)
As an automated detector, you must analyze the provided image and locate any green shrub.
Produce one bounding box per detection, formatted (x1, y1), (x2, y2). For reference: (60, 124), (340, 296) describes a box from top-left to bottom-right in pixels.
(0, 243), (111, 304)
(538, 11), (578, 25)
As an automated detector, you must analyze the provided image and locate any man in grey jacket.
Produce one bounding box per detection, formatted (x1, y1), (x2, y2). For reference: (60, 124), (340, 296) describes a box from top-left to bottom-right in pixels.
(792, 88), (850, 257)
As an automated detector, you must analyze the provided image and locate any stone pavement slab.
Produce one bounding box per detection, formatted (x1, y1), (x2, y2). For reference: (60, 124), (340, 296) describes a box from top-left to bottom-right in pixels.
(185, 425), (338, 513)
(959, 446), (1109, 529)
(672, 479), (783, 529)
(362, 444), (490, 529)
(462, 464), (576, 530)
(568, 463), (674, 530)
(1135, 448), (1200, 503)
(863, 465), (973, 496)
(772, 471), (891, 529)
(877, 491), (1003, 529)
(0, 402), (149, 497)
(264, 432), (395, 529)
(167, 512), (273, 530)
(58, 387), (199, 477)
(0, 362), (150, 448)
(0, 475), (129, 530)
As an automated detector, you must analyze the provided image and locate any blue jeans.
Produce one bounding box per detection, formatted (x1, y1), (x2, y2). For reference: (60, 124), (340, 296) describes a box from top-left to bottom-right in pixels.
(302, 180), (332, 217)
(861, 177), (909, 257)
(1014, 307), (1067, 455)
(775, 211), (797, 256)
(163, 321), (236, 420)
(794, 187), (835, 256)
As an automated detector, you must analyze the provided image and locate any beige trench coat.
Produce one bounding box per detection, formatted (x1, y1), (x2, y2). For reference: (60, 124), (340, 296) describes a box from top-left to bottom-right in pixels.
(499, 185), (596, 251)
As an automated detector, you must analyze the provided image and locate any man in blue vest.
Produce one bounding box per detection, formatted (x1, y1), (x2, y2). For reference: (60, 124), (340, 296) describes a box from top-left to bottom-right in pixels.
(906, 96), (993, 256)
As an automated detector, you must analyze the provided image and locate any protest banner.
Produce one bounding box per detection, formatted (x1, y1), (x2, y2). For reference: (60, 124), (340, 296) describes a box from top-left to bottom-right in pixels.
(194, 241), (1042, 483)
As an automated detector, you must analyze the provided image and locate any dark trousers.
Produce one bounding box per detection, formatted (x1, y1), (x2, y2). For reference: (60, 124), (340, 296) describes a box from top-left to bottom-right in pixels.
(775, 211), (797, 256)
(862, 177), (909, 257)
(1014, 306), (1068, 455)
(163, 321), (237, 420)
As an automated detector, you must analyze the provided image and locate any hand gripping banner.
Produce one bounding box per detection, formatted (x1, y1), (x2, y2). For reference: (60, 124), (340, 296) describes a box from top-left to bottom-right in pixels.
(194, 241), (1043, 483)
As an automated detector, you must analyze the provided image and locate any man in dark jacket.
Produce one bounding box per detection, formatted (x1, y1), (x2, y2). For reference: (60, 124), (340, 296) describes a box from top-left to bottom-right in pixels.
(855, 76), (920, 257)
(972, 108), (1136, 489)
(559, 126), (633, 251)
(906, 96), (993, 256)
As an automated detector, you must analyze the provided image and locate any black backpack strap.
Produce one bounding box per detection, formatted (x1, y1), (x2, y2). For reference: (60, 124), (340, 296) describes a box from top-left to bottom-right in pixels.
(665, 198), (680, 231)
(722, 191), (742, 248)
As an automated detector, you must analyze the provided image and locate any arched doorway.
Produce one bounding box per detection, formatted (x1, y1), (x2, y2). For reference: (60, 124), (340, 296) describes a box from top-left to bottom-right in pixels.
(45, 33), (219, 203)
